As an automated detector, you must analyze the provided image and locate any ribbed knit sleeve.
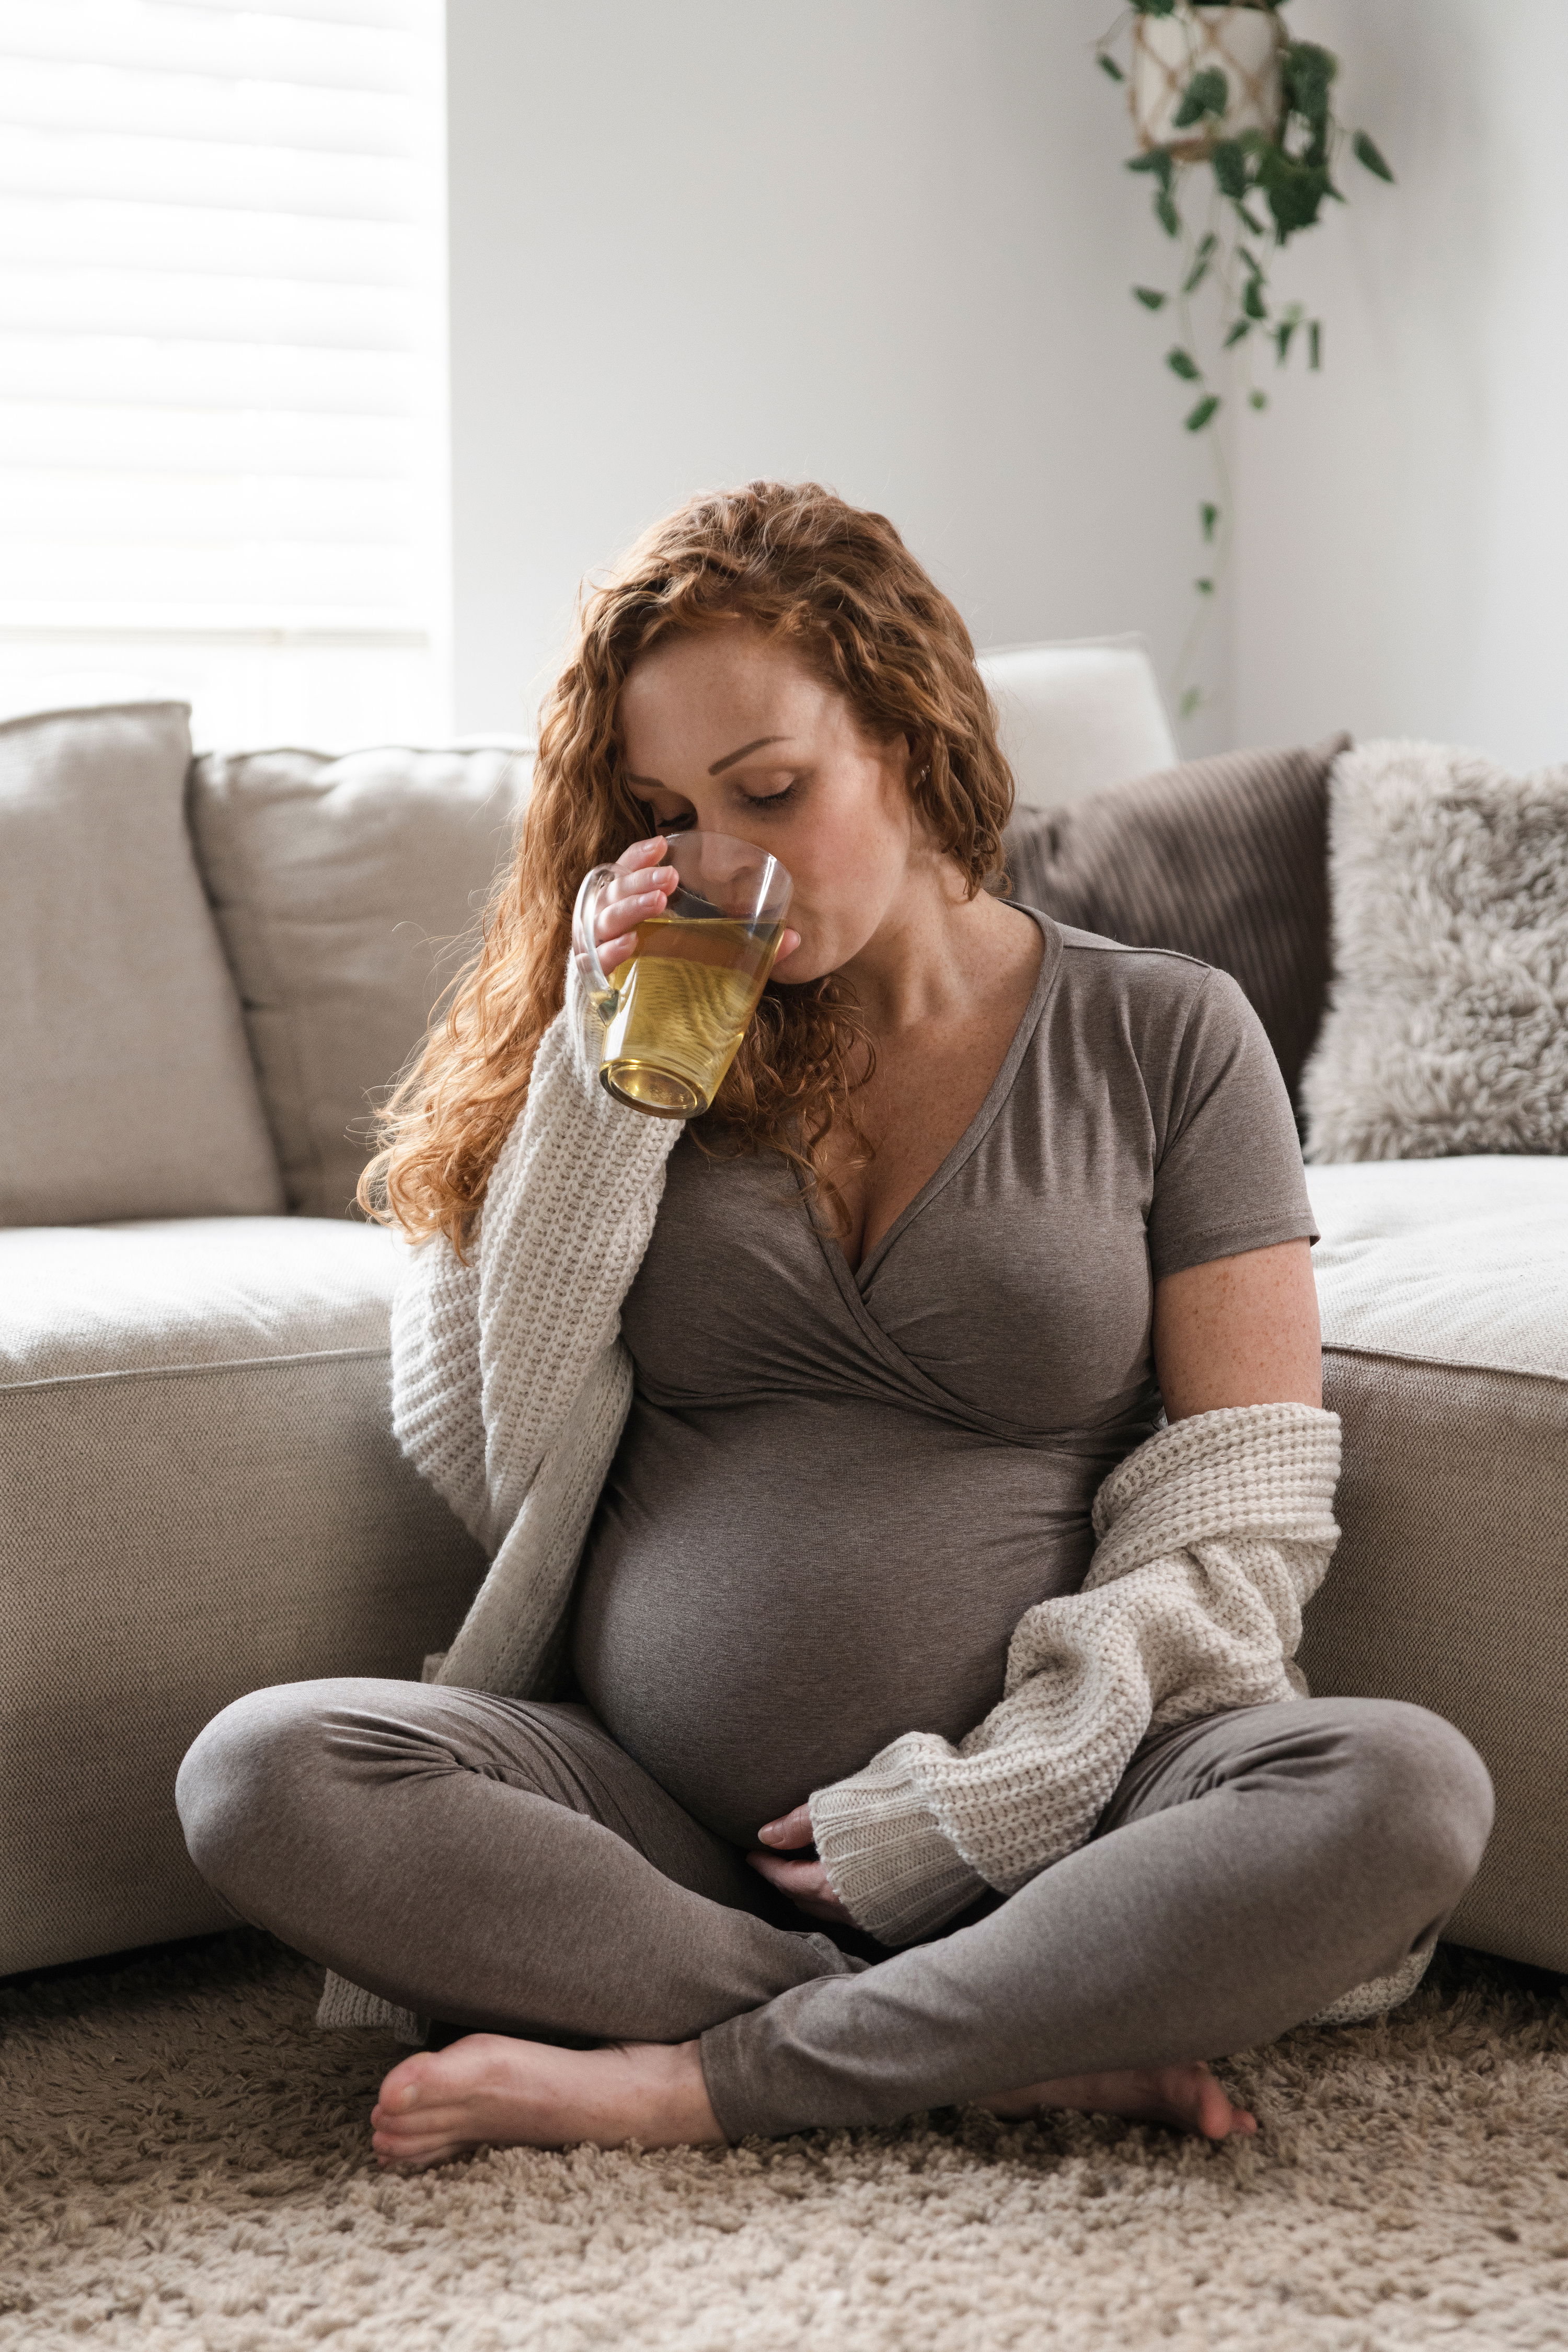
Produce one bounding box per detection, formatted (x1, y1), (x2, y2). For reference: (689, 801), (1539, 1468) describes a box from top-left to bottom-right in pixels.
(414, 966), (681, 1698)
(809, 1403), (1341, 1946)
(319, 970), (683, 2038)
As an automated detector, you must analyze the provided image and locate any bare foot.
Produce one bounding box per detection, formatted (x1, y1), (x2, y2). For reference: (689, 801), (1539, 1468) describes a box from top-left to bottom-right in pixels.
(980, 2061), (1257, 2141)
(370, 2033), (724, 2169)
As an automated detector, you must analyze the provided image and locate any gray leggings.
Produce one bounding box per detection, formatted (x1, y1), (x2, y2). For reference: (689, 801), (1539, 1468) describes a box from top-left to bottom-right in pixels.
(176, 1680), (1492, 2140)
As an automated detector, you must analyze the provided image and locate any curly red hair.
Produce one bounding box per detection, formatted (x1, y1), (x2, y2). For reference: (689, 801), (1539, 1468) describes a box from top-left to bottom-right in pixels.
(361, 481), (1015, 1252)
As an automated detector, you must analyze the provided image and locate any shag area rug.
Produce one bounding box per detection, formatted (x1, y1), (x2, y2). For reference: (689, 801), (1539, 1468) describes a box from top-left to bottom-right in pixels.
(2, 1931), (1565, 2352)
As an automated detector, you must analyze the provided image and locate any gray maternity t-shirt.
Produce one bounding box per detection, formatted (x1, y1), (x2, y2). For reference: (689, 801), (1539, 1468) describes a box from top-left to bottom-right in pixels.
(570, 910), (1317, 1848)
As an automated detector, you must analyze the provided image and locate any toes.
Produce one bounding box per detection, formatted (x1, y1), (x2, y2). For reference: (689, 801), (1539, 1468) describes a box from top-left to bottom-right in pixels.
(372, 2124), (471, 2162)
(377, 2053), (438, 2113)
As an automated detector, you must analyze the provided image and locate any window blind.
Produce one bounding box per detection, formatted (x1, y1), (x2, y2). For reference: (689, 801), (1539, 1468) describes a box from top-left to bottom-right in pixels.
(0, 0), (449, 745)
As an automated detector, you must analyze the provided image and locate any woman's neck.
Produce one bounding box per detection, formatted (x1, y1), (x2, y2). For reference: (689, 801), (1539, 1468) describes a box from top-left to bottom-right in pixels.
(837, 860), (1031, 1039)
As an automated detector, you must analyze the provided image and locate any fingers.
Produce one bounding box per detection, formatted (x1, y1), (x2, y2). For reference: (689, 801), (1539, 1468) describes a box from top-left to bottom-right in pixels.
(746, 1851), (823, 1894)
(614, 834), (670, 876)
(773, 927), (802, 966)
(746, 1850), (851, 1924)
(594, 844), (677, 974)
(757, 1802), (814, 1849)
(596, 874), (676, 930)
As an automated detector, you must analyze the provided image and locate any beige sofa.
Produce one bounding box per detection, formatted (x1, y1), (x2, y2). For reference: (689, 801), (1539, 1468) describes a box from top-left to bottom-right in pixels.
(2, 686), (1563, 1985)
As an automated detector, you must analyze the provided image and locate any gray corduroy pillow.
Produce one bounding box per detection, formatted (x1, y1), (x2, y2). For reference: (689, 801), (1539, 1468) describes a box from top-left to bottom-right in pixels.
(1301, 740), (1568, 1163)
(1002, 734), (1348, 1109)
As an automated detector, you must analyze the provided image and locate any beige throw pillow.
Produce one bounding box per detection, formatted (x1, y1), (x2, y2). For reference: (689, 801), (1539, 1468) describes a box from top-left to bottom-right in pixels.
(188, 744), (531, 1219)
(0, 699), (284, 1227)
(1302, 741), (1568, 1162)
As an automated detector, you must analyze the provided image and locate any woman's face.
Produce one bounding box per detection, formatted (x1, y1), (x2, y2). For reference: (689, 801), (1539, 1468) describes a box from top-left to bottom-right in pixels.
(616, 625), (924, 983)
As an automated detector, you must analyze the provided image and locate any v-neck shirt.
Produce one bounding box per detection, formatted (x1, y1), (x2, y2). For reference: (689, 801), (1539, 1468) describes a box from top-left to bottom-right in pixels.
(569, 910), (1317, 1847)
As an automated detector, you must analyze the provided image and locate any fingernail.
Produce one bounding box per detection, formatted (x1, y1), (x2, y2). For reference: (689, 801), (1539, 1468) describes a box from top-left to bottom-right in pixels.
(759, 1821), (782, 1842)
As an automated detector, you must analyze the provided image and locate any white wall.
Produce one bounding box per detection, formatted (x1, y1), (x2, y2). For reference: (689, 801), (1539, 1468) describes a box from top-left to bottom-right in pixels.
(1230, 0), (1568, 770)
(445, 0), (1227, 746)
(447, 2), (1568, 774)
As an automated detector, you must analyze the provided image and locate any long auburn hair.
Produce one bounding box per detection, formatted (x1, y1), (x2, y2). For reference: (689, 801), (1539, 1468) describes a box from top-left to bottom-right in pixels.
(361, 481), (1015, 1253)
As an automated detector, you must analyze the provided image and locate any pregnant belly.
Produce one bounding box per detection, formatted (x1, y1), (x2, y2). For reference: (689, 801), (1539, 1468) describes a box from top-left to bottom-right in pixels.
(569, 1393), (1106, 1848)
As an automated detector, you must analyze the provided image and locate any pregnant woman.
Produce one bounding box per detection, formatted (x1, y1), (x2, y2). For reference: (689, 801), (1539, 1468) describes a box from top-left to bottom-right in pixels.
(178, 482), (1492, 2168)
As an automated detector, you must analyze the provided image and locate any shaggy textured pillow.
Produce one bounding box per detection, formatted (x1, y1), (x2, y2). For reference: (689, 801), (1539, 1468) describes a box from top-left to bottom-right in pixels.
(1002, 734), (1349, 1106)
(1302, 741), (1568, 1163)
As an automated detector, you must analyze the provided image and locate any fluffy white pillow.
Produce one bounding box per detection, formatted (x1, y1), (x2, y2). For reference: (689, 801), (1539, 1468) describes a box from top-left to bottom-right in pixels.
(1303, 741), (1568, 1162)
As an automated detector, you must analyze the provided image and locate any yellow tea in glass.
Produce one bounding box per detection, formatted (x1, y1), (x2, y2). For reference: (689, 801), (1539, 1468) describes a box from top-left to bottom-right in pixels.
(572, 834), (794, 1118)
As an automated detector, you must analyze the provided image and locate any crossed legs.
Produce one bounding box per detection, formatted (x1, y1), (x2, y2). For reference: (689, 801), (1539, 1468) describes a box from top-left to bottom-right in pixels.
(177, 1678), (1492, 2154)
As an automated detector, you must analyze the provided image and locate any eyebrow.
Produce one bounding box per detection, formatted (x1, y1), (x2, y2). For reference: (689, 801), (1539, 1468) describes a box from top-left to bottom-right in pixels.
(625, 734), (790, 792)
(708, 734), (786, 775)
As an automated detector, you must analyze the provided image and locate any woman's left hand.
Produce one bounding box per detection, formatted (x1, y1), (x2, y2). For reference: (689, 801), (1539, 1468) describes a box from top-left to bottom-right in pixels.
(747, 1803), (853, 1924)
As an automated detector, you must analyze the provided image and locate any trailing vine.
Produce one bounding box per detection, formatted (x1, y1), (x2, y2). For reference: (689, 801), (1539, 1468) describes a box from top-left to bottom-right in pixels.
(1095, 1), (1394, 716)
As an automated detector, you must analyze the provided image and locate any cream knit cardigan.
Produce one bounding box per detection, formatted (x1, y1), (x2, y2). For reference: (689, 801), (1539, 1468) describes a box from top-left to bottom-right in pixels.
(319, 975), (1431, 2038)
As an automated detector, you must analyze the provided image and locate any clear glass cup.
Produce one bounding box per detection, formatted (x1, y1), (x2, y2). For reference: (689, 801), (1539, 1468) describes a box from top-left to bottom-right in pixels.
(571, 831), (794, 1118)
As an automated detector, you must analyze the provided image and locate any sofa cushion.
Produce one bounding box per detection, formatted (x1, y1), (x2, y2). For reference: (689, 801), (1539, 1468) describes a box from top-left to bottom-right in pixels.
(1002, 735), (1348, 1106)
(188, 743), (531, 1219)
(978, 637), (1179, 809)
(0, 698), (285, 1227)
(1299, 1155), (1568, 1973)
(1302, 740), (1568, 1163)
(0, 1216), (488, 1975)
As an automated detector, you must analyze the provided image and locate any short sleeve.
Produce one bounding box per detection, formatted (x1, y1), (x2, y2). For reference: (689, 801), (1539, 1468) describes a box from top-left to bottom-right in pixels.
(1146, 966), (1318, 1279)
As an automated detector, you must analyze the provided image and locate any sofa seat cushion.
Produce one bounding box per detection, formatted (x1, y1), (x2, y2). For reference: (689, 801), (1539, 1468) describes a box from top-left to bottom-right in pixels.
(1, 1215), (398, 1382)
(1300, 1155), (1568, 1973)
(0, 1216), (487, 1976)
(1308, 1155), (1568, 1382)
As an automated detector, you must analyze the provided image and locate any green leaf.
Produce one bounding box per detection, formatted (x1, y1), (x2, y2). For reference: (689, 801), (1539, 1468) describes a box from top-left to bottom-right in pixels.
(1237, 202), (1267, 235)
(1166, 347), (1202, 381)
(1256, 147), (1332, 240)
(1309, 319), (1322, 370)
(1223, 318), (1251, 347)
(1282, 39), (1336, 131)
(1156, 189), (1181, 237)
(1173, 66), (1228, 130)
(1185, 394), (1220, 432)
(1132, 0), (1178, 15)
(1182, 255), (1212, 294)
(1133, 285), (1168, 310)
(1249, 389), (1269, 410)
(1195, 578), (1215, 595)
(1097, 52), (1126, 83)
(1179, 685), (1203, 719)
(1127, 148), (1174, 190)
(1353, 130), (1394, 182)
(1211, 139), (1249, 200)
(1276, 317), (1297, 363)
(1200, 502), (1219, 543)
(1242, 275), (1267, 320)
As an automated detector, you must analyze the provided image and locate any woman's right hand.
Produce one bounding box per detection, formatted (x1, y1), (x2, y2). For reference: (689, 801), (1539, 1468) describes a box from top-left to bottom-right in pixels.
(593, 835), (679, 977)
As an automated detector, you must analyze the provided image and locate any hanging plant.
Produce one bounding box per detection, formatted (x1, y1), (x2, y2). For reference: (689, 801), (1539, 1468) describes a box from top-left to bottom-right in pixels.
(1095, 0), (1394, 717)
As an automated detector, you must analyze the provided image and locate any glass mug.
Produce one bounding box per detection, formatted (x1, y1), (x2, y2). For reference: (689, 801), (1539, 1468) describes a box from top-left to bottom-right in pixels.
(571, 831), (794, 1118)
